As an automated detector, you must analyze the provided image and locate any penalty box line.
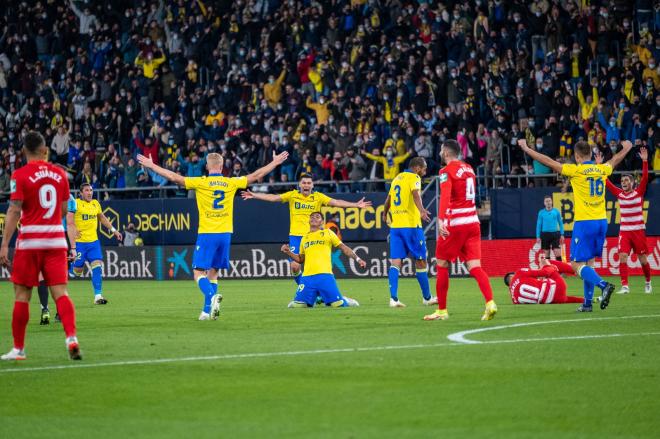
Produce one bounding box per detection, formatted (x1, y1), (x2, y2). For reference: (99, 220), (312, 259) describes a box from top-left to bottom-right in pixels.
(1, 314), (660, 374)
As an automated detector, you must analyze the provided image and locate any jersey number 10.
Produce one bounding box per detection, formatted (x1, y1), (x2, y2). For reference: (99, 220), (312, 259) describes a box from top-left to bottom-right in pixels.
(587, 177), (604, 196)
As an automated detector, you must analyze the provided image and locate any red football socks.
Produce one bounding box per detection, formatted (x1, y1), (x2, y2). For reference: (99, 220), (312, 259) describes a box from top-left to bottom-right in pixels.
(549, 260), (574, 274)
(619, 262), (629, 286)
(469, 267), (494, 302)
(55, 295), (77, 338)
(436, 266), (449, 310)
(12, 301), (29, 350)
(641, 262), (651, 282)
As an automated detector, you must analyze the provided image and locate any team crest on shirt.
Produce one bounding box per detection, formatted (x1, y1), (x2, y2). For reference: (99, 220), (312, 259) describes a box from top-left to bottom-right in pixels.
(439, 173), (448, 183)
(320, 232), (324, 237)
(10, 179), (16, 193)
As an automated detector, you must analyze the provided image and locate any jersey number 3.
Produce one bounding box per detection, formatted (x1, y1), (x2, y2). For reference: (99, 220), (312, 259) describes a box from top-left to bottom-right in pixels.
(213, 190), (226, 209)
(393, 185), (402, 206)
(39, 184), (58, 219)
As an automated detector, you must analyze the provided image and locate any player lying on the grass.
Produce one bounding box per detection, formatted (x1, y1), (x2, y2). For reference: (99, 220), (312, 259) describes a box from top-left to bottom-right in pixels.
(425, 140), (498, 321)
(242, 173), (371, 287)
(0, 131), (81, 361)
(280, 211), (364, 308)
(382, 157), (435, 308)
(519, 138), (633, 313)
(597, 147), (653, 295)
(138, 151), (288, 320)
(504, 257), (583, 304)
(71, 183), (123, 305)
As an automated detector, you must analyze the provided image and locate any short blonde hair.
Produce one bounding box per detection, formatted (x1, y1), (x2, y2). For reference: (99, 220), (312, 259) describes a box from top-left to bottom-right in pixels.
(206, 152), (223, 167)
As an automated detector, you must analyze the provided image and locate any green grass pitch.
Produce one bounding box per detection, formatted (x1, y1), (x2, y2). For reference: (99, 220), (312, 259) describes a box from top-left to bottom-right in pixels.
(0, 276), (659, 438)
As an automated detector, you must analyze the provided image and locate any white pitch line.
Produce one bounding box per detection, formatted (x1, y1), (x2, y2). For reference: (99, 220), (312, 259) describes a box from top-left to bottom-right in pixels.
(1, 316), (660, 374)
(447, 314), (660, 344)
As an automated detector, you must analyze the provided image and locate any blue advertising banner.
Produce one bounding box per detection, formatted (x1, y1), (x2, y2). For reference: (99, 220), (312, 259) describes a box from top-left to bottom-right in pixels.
(2, 192), (437, 246)
(491, 185), (660, 239)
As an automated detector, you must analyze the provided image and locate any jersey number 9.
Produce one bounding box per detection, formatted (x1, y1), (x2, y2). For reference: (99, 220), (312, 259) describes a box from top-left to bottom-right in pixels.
(212, 190), (226, 209)
(39, 184), (58, 219)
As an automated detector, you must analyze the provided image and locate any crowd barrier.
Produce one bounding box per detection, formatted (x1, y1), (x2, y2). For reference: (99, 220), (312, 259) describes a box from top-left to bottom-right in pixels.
(2, 237), (657, 282)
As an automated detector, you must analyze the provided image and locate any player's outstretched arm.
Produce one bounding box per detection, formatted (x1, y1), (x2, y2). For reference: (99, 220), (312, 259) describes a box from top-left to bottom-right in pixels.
(328, 197), (372, 209)
(517, 139), (563, 173)
(606, 140), (633, 169)
(241, 190), (282, 203)
(338, 243), (367, 268)
(0, 200), (22, 267)
(638, 147), (649, 195)
(137, 154), (185, 186)
(280, 244), (303, 264)
(98, 212), (123, 242)
(246, 151), (289, 185)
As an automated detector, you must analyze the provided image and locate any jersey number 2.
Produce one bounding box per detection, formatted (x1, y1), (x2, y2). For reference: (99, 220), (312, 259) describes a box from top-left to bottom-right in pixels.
(212, 190), (226, 209)
(39, 184), (57, 219)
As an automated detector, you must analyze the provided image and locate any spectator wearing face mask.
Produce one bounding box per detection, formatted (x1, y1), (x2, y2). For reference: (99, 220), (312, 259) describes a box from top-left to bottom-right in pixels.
(577, 81), (599, 126)
(204, 107), (225, 127)
(597, 110), (622, 144)
(361, 145), (410, 181)
(306, 95), (330, 126)
(264, 64), (287, 110)
(134, 50), (166, 80)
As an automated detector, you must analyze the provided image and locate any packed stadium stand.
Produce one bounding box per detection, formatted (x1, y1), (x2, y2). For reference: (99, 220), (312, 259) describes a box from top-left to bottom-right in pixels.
(0, 0), (657, 201)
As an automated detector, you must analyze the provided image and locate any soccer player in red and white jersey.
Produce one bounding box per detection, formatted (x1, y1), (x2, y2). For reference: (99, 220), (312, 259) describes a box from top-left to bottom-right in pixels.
(604, 147), (652, 294)
(424, 140), (498, 321)
(0, 131), (81, 361)
(504, 258), (583, 305)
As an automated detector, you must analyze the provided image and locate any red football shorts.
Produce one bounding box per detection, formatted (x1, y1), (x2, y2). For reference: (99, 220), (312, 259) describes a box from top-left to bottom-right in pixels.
(436, 223), (482, 262)
(618, 230), (648, 255)
(11, 249), (68, 287)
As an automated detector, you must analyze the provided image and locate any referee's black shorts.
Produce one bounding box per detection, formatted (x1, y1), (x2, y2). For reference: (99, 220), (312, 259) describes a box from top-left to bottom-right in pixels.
(540, 231), (561, 250)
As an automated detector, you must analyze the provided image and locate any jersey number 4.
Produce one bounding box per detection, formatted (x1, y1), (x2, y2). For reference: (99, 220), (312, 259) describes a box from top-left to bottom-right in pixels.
(465, 178), (475, 201)
(39, 184), (58, 219)
(212, 190), (225, 209)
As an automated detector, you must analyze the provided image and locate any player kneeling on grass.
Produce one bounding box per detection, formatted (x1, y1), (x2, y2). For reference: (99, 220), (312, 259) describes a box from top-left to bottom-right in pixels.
(504, 257), (583, 305)
(281, 212), (364, 308)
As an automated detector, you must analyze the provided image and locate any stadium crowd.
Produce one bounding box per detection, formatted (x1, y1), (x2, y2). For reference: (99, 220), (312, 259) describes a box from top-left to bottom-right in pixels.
(0, 0), (658, 199)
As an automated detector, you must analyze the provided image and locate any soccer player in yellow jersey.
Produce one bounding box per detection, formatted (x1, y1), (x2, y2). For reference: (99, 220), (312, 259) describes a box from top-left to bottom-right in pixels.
(241, 173), (371, 285)
(71, 183), (123, 304)
(519, 139), (633, 312)
(138, 151), (288, 320)
(381, 157), (434, 308)
(281, 212), (365, 307)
